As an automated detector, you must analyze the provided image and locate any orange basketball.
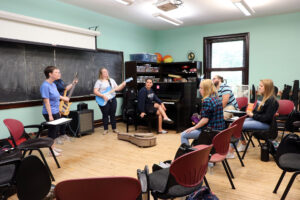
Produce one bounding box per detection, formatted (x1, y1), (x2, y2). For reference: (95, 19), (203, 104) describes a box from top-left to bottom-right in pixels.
(163, 55), (173, 63)
(154, 52), (163, 63)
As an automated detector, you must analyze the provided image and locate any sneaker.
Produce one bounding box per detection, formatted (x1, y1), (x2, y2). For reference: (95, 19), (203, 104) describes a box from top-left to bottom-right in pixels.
(112, 129), (120, 134)
(103, 130), (108, 135)
(237, 144), (246, 152)
(226, 152), (235, 159)
(54, 147), (63, 153)
(49, 149), (61, 157)
(158, 130), (168, 134)
(55, 138), (64, 145)
(60, 134), (72, 141)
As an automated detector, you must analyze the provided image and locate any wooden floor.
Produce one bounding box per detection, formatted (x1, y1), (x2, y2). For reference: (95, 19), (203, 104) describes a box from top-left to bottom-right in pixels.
(9, 123), (300, 200)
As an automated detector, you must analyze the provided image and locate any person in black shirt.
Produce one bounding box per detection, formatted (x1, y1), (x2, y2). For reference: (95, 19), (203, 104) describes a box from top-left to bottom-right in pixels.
(137, 78), (173, 134)
(237, 79), (279, 152)
(53, 73), (78, 143)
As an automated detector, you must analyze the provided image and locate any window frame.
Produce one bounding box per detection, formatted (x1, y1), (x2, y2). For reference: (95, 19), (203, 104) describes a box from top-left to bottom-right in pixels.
(203, 32), (249, 85)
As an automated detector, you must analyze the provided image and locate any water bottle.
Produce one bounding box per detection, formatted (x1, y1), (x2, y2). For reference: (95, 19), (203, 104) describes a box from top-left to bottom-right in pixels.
(261, 143), (269, 162)
(208, 162), (214, 175)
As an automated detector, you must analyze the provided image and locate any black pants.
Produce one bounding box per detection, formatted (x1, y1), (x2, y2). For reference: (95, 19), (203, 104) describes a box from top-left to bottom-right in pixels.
(43, 113), (66, 139)
(99, 97), (117, 130)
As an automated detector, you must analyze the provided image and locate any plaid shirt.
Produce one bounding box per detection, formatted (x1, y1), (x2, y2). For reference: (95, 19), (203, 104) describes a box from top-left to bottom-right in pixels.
(201, 96), (225, 130)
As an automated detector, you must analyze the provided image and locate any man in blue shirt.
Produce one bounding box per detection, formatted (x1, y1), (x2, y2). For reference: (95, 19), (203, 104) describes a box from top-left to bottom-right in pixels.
(213, 75), (239, 120)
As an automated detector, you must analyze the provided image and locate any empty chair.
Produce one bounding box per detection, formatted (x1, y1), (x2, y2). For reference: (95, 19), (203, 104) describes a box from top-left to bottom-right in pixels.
(144, 145), (213, 200)
(3, 119), (60, 181)
(0, 154), (51, 200)
(229, 115), (247, 167)
(236, 97), (248, 111)
(54, 177), (141, 200)
(207, 125), (237, 189)
(276, 100), (295, 139)
(273, 134), (300, 200)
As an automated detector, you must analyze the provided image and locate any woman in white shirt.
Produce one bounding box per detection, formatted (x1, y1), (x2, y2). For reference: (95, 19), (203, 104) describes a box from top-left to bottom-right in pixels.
(94, 68), (126, 134)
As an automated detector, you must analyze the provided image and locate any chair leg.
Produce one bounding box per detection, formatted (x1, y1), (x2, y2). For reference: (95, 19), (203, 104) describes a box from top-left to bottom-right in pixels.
(36, 149), (55, 181)
(126, 116), (129, 133)
(248, 132), (256, 147)
(242, 133), (253, 159)
(281, 172), (300, 200)
(49, 147), (61, 168)
(273, 171), (286, 193)
(233, 143), (245, 167)
(224, 159), (234, 179)
(221, 160), (235, 189)
(203, 176), (210, 190)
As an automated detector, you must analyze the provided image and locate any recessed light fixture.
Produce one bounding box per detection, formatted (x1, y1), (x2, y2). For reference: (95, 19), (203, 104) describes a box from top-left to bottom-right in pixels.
(232, 0), (255, 16)
(114, 0), (134, 6)
(153, 13), (183, 26)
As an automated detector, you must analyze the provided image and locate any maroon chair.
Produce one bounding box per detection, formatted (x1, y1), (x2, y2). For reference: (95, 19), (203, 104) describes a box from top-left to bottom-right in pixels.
(209, 125), (237, 189)
(230, 115), (247, 167)
(236, 97), (248, 111)
(276, 100), (295, 140)
(3, 119), (59, 181)
(54, 177), (141, 200)
(146, 145), (213, 200)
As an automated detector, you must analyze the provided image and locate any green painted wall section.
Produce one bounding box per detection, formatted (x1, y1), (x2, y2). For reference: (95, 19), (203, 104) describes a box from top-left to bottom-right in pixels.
(155, 12), (300, 89)
(0, 0), (152, 137)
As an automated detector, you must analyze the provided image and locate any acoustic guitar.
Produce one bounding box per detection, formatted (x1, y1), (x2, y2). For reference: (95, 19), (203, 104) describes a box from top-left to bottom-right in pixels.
(59, 73), (78, 116)
(95, 77), (133, 106)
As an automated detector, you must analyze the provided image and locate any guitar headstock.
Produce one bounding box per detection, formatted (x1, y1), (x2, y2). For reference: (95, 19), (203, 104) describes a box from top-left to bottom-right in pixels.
(125, 77), (133, 83)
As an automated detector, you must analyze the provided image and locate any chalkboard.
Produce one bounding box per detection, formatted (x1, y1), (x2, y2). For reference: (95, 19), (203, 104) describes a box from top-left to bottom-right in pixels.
(0, 40), (123, 104)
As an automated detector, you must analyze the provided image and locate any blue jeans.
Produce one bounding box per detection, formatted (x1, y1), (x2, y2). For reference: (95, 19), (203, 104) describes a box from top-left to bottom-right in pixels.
(240, 118), (270, 142)
(181, 129), (202, 145)
(242, 118), (270, 131)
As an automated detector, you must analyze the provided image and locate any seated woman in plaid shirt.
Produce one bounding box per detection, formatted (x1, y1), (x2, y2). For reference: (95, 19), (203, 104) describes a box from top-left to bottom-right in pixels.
(181, 79), (225, 145)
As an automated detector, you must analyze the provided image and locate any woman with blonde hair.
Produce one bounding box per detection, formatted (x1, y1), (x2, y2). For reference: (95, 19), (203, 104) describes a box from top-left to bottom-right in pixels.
(94, 68), (126, 134)
(237, 79), (279, 152)
(180, 79), (225, 145)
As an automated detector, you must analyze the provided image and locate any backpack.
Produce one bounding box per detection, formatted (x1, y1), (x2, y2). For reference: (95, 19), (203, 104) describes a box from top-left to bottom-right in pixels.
(186, 186), (219, 200)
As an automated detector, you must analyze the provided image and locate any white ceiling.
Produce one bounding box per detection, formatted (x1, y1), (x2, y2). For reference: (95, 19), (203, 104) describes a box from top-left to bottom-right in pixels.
(59, 0), (300, 30)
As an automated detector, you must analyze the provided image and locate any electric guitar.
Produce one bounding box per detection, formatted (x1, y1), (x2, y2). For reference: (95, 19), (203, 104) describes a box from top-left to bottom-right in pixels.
(59, 73), (78, 116)
(96, 77), (133, 106)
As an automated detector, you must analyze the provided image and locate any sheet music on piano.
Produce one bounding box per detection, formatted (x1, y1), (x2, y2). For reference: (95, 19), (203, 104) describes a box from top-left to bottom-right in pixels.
(45, 118), (72, 126)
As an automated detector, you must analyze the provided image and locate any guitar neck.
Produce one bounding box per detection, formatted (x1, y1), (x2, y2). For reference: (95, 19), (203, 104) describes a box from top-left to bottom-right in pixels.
(67, 85), (76, 98)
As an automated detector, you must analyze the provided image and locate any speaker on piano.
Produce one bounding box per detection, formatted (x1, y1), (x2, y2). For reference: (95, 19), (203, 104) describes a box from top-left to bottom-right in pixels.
(69, 109), (94, 137)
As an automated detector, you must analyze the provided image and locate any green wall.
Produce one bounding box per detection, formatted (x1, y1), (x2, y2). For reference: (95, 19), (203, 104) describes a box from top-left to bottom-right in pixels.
(0, 0), (299, 138)
(0, 0), (156, 137)
(155, 12), (300, 89)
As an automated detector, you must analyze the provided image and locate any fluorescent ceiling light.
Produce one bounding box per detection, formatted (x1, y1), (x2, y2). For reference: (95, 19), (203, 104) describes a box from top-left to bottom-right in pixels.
(114, 0), (134, 6)
(153, 13), (183, 26)
(232, 0), (255, 16)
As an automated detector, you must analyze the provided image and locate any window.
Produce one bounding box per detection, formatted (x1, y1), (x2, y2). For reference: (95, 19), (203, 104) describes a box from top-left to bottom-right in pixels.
(203, 33), (249, 85)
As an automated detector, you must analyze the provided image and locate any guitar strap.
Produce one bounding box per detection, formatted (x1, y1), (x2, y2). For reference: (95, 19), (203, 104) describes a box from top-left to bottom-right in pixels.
(108, 78), (116, 101)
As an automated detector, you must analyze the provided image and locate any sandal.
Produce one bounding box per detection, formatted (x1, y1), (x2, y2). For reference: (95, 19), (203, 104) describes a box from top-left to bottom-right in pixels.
(158, 130), (168, 134)
(163, 118), (174, 124)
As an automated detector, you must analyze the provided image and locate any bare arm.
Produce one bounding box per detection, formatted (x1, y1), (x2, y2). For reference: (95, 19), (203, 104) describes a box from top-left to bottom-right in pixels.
(65, 83), (73, 91)
(184, 117), (209, 133)
(222, 94), (230, 108)
(94, 88), (108, 101)
(65, 79), (78, 91)
(114, 81), (126, 91)
(43, 98), (53, 121)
